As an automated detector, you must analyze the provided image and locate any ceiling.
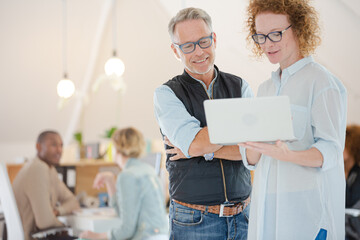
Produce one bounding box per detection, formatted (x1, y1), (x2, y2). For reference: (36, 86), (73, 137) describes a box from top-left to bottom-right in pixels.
(1, 0), (359, 162)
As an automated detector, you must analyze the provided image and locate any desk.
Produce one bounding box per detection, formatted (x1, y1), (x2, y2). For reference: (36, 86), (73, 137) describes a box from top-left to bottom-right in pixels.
(58, 208), (121, 235)
(59, 160), (119, 196)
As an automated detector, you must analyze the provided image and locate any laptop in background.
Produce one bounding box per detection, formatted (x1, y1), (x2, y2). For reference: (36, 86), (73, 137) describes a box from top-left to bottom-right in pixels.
(204, 96), (296, 145)
(139, 152), (162, 176)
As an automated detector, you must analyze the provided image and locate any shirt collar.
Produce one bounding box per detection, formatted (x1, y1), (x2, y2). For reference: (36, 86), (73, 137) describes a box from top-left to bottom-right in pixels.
(272, 56), (314, 85)
(123, 157), (136, 169)
(283, 55), (314, 76)
(33, 156), (54, 169)
(188, 67), (218, 89)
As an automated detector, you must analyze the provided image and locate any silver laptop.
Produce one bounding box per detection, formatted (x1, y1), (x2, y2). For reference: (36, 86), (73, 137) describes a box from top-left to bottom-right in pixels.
(204, 96), (296, 145)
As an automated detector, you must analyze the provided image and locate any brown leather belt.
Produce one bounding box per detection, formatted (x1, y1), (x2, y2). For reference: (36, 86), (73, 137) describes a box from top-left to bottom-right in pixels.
(173, 196), (250, 217)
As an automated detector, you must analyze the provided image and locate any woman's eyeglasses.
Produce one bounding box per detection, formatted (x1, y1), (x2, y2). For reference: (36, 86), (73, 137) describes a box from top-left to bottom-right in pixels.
(252, 25), (292, 44)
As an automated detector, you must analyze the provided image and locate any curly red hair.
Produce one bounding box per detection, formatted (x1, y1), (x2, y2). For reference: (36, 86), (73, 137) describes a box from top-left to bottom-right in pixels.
(246, 0), (321, 58)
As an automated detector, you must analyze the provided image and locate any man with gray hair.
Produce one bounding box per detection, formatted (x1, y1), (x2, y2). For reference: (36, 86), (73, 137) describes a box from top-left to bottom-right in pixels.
(154, 7), (253, 239)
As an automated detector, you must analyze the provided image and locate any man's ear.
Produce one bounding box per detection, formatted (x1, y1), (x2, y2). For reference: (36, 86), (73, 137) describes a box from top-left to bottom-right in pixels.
(171, 43), (181, 60)
(36, 142), (41, 154)
(212, 32), (217, 48)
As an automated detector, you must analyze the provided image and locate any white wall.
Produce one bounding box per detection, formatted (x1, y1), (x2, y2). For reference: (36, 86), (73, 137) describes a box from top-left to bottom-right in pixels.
(1, 0), (359, 163)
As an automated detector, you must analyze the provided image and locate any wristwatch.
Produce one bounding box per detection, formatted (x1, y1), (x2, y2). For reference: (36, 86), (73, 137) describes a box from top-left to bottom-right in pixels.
(204, 152), (214, 161)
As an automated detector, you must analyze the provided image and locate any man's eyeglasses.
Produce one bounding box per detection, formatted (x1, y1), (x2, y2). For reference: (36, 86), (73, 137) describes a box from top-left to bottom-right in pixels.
(173, 33), (213, 54)
(252, 25), (292, 44)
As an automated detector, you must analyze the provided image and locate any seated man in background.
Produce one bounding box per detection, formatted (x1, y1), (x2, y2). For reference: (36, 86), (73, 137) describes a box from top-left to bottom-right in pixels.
(13, 130), (80, 240)
(344, 125), (360, 240)
(344, 125), (360, 208)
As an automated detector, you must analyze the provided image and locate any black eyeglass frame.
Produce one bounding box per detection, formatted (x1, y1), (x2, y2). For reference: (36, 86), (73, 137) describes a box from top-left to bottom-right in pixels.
(173, 33), (214, 54)
(252, 25), (292, 44)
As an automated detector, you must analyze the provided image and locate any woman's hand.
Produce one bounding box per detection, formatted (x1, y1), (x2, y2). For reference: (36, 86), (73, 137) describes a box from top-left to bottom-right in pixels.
(164, 136), (186, 160)
(79, 230), (108, 240)
(239, 140), (323, 168)
(93, 172), (115, 190)
(239, 140), (290, 162)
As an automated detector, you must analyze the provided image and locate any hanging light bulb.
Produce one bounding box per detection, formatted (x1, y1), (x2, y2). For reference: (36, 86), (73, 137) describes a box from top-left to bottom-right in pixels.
(57, 0), (75, 99)
(104, 50), (125, 76)
(105, 0), (125, 77)
(93, 0), (126, 94)
(57, 73), (75, 98)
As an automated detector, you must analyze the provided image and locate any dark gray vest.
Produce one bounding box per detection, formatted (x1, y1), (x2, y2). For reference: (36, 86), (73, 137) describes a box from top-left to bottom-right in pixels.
(163, 66), (251, 205)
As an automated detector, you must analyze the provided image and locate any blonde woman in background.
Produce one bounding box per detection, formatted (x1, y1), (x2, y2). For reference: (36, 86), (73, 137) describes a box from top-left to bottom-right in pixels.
(79, 127), (168, 240)
(239, 0), (347, 239)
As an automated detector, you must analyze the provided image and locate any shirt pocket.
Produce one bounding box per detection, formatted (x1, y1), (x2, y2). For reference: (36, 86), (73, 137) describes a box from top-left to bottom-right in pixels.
(290, 104), (308, 140)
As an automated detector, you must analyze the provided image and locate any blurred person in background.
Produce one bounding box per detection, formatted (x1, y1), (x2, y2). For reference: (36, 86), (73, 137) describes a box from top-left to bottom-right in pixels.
(79, 127), (168, 240)
(344, 125), (360, 240)
(13, 130), (80, 240)
(344, 125), (360, 208)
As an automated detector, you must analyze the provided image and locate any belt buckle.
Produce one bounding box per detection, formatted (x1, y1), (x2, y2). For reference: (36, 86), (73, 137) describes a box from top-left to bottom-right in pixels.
(219, 201), (234, 217)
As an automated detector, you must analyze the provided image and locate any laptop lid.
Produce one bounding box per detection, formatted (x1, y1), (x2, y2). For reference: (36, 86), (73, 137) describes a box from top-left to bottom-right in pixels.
(204, 96), (296, 145)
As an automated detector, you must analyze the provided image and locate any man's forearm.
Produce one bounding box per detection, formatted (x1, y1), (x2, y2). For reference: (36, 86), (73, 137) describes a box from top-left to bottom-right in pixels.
(214, 145), (242, 160)
(188, 127), (222, 156)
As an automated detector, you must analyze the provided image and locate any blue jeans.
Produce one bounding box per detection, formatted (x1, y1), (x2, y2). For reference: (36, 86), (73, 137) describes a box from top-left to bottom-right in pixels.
(169, 200), (250, 240)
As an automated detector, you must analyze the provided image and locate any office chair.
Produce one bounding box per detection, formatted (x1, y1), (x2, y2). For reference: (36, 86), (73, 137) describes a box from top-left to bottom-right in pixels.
(0, 162), (25, 240)
(0, 162), (74, 240)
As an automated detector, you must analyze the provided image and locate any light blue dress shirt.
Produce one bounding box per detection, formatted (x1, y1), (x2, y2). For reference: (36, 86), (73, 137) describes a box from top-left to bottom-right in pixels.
(241, 56), (347, 240)
(154, 68), (254, 157)
(108, 158), (168, 240)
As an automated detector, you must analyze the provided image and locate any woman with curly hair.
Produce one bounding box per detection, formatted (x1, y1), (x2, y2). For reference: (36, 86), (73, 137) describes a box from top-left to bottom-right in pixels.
(238, 0), (347, 239)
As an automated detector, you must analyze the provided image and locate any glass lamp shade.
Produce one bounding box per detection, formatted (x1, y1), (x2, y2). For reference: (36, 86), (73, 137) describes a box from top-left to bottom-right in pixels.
(57, 78), (75, 98)
(104, 57), (125, 76)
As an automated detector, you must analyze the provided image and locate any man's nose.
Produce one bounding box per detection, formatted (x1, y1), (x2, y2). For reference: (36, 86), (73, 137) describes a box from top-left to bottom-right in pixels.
(193, 43), (205, 55)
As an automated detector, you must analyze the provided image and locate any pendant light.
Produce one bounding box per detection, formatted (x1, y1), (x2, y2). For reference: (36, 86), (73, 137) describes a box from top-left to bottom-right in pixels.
(57, 0), (75, 99)
(104, 0), (125, 77)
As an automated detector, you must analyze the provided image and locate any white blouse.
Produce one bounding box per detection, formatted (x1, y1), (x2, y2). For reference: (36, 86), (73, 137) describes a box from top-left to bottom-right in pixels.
(241, 56), (347, 240)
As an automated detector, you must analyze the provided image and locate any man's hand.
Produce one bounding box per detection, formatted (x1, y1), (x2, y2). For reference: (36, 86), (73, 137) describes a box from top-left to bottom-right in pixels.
(79, 230), (108, 240)
(165, 136), (242, 161)
(53, 209), (59, 216)
(164, 136), (186, 161)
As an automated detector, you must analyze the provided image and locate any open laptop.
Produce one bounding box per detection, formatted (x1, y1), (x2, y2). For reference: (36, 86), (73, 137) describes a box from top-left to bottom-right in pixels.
(204, 96), (296, 145)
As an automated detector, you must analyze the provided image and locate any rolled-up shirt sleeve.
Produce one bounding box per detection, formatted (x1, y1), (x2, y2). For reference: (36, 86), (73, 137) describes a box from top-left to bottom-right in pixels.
(241, 79), (255, 99)
(239, 146), (257, 170)
(154, 85), (201, 158)
(311, 86), (347, 171)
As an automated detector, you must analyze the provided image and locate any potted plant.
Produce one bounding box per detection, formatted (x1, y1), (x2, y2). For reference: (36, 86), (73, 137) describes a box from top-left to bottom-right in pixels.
(100, 127), (117, 162)
(74, 131), (86, 159)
